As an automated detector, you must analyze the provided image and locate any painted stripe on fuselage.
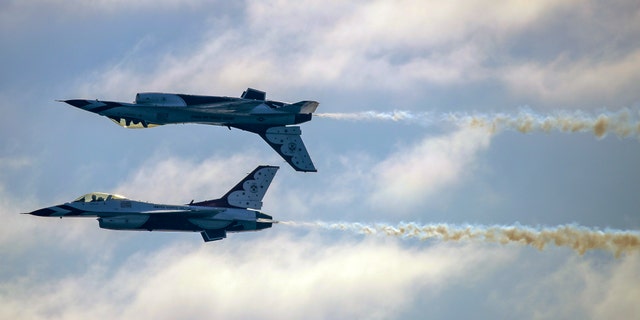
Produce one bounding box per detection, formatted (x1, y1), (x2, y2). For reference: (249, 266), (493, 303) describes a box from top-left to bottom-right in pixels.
(29, 207), (57, 217)
(176, 94), (237, 106)
(90, 102), (122, 113)
(64, 99), (92, 108)
(58, 204), (86, 216)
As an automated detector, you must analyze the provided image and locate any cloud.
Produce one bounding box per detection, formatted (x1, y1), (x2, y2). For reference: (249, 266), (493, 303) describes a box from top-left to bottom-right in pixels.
(495, 253), (640, 319)
(68, 0), (639, 109)
(114, 152), (273, 204)
(368, 127), (492, 213)
(0, 156), (33, 169)
(501, 51), (640, 108)
(249, 127), (494, 220)
(2, 0), (208, 13)
(0, 234), (512, 320)
(591, 254), (640, 317)
(0, 182), (129, 261)
(2, 225), (637, 319)
(321, 0), (567, 53)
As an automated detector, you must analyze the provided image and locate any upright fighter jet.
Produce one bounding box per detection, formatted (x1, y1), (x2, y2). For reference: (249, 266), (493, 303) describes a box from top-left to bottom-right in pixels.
(23, 166), (279, 242)
(61, 88), (318, 172)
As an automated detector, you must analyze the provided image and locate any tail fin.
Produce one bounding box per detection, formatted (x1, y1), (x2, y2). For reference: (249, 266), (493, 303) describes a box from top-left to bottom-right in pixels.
(190, 165), (279, 210)
(230, 125), (317, 172)
(241, 88), (266, 101)
(260, 126), (317, 172)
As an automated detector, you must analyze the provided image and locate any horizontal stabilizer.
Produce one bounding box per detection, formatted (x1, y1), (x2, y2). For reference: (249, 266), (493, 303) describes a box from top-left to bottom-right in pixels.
(261, 126), (316, 172)
(201, 229), (226, 242)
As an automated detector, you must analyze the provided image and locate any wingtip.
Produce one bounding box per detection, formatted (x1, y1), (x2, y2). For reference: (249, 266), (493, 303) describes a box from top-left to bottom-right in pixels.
(297, 166), (317, 172)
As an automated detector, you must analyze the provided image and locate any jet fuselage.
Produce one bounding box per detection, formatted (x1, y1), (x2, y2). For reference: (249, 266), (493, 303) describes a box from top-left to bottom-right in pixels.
(63, 92), (316, 129)
(61, 89), (319, 172)
(24, 166), (279, 242)
(28, 195), (272, 233)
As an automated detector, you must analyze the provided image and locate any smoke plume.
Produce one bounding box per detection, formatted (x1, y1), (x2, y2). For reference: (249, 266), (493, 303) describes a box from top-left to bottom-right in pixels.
(316, 109), (640, 139)
(280, 221), (640, 257)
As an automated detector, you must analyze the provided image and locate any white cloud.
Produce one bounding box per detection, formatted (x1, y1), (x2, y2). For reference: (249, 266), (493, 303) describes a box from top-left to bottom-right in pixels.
(496, 253), (640, 319)
(501, 51), (640, 108)
(591, 254), (640, 317)
(3, 224), (637, 320)
(114, 152), (272, 203)
(368, 127), (492, 213)
(0, 234), (511, 320)
(322, 0), (565, 50)
(254, 127), (494, 220)
(67, 0), (639, 109)
(0, 183), (128, 255)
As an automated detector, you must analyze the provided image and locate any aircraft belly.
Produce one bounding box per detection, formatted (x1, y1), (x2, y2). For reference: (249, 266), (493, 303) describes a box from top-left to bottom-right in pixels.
(227, 220), (258, 232)
(187, 112), (296, 126)
(105, 106), (298, 130)
(140, 215), (202, 231)
(188, 218), (231, 230)
(98, 215), (150, 230)
(106, 108), (148, 120)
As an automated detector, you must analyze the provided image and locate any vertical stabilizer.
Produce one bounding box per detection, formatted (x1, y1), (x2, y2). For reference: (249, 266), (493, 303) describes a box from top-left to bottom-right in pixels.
(260, 126), (317, 172)
(241, 88), (266, 100)
(190, 166), (279, 210)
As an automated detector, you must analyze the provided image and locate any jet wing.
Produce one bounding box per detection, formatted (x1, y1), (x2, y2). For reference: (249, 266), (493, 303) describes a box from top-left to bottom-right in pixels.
(259, 126), (316, 172)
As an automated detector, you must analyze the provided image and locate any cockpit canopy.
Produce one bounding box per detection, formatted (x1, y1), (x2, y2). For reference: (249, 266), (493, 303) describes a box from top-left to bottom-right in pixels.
(72, 192), (128, 203)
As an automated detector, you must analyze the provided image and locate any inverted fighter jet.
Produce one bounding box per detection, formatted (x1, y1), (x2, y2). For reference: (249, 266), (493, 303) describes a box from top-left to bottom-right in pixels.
(61, 88), (318, 172)
(23, 166), (279, 242)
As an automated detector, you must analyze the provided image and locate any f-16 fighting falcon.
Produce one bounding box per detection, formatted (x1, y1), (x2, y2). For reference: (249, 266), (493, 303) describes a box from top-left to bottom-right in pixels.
(60, 88), (318, 172)
(23, 166), (279, 242)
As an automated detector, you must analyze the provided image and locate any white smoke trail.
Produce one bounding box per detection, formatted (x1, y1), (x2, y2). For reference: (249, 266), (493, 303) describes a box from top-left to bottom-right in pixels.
(316, 109), (640, 139)
(279, 221), (640, 257)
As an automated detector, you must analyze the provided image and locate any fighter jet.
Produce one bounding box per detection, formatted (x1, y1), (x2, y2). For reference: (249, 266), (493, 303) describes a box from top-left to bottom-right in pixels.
(61, 88), (318, 172)
(23, 166), (279, 242)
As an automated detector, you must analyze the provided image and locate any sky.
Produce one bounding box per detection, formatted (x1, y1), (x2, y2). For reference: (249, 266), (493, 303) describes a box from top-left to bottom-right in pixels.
(1, 0), (640, 319)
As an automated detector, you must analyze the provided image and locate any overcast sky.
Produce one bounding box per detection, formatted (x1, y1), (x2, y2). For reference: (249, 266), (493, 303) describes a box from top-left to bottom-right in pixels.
(2, 1), (640, 319)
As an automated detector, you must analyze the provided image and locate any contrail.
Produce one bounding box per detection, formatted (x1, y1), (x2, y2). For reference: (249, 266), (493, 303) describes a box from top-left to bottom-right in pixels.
(316, 109), (640, 139)
(280, 221), (640, 257)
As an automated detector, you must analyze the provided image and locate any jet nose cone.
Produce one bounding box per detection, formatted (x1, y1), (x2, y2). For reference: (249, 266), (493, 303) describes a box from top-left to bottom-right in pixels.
(25, 208), (56, 216)
(60, 99), (92, 109)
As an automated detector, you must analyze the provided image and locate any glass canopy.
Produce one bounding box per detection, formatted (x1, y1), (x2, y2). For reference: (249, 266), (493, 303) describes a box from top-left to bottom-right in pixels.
(72, 192), (128, 203)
